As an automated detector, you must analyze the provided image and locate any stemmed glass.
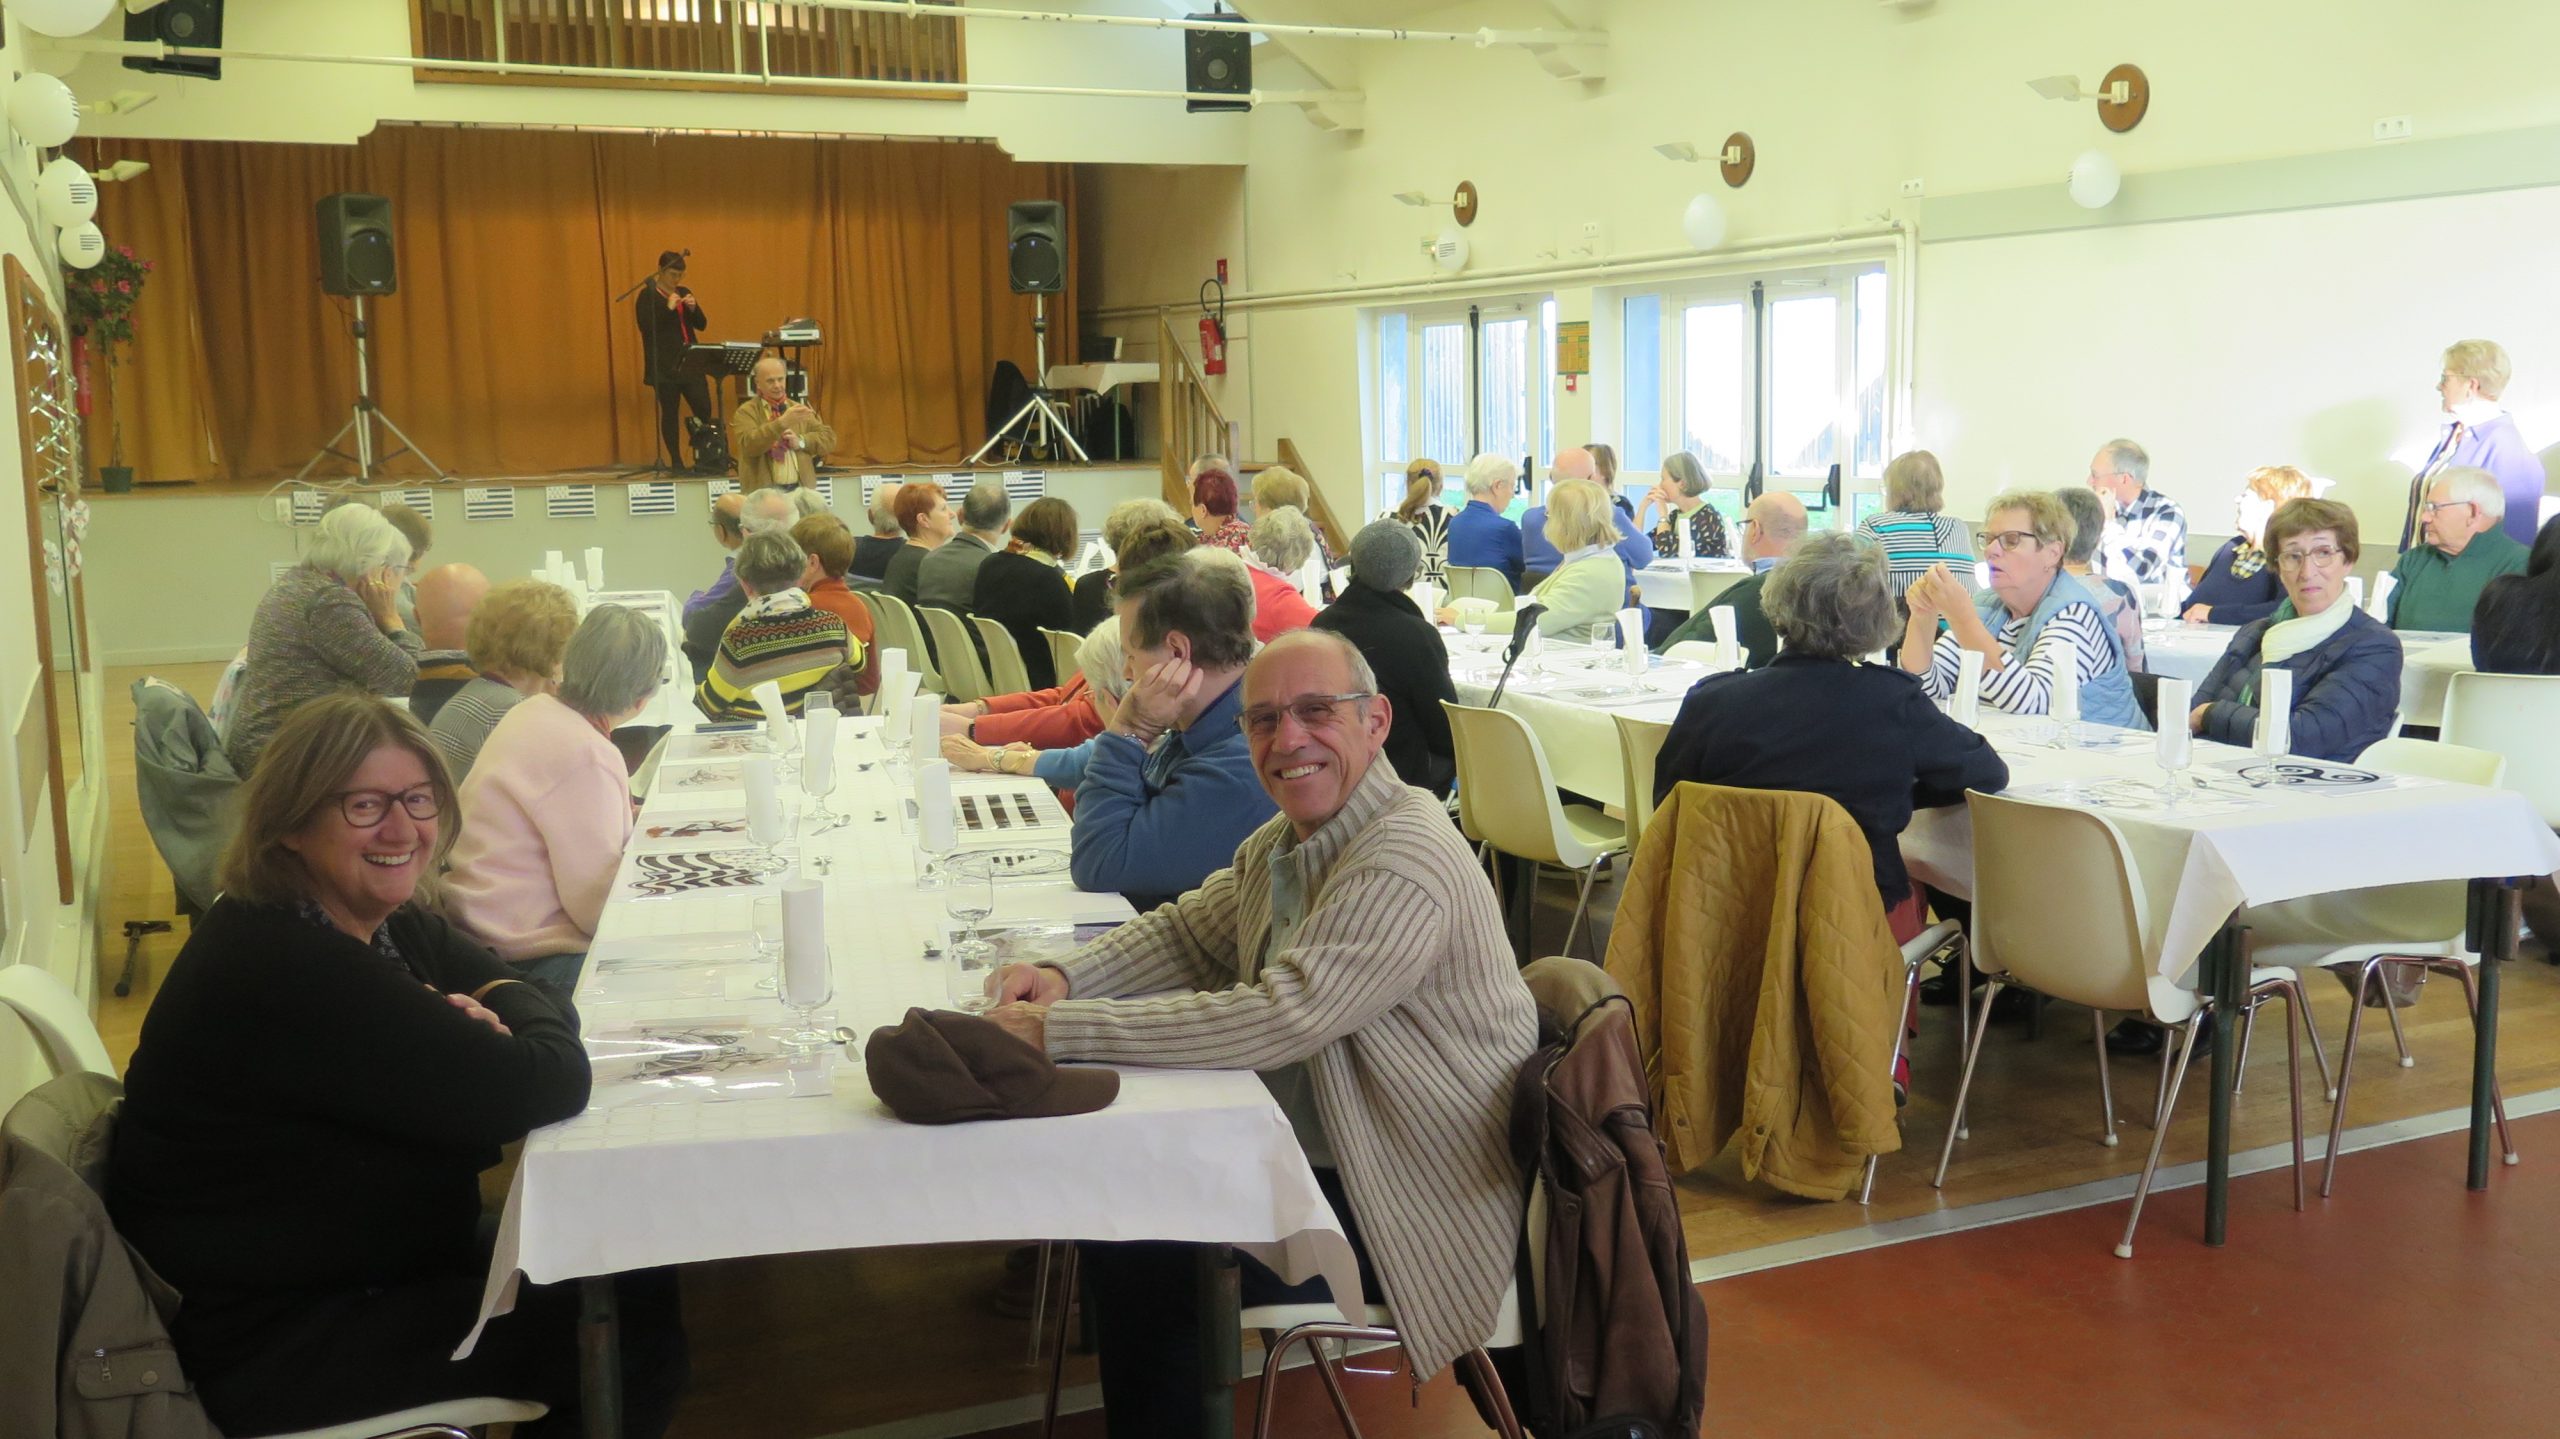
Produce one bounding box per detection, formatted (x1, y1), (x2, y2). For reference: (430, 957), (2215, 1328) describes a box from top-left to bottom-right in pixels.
(745, 787), (796, 874)
(780, 928), (834, 1055)
(941, 859), (997, 1013)
(751, 895), (783, 993)
(800, 753), (843, 838)
(2155, 713), (2194, 808)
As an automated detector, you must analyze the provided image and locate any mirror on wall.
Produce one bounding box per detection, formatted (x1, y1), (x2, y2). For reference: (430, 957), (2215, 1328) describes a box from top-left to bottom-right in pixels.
(8, 256), (90, 906)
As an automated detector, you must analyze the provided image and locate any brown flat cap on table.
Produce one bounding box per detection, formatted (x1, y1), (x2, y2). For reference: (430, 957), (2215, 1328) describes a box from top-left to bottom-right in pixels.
(865, 1007), (1120, 1124)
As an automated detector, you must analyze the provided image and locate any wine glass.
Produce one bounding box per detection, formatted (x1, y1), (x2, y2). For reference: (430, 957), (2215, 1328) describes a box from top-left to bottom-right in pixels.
(800, 745), (842, 836)
(2155, 732), (2193, 808)
(780, 927), (835, 1055)
(751, 895), (784, 993)
(942, 860), (997, 1013)
(746, 788), (797, 874)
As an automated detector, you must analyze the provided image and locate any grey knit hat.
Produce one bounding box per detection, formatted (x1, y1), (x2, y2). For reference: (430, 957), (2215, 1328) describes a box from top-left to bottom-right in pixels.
(1348, 519), (1422, 593)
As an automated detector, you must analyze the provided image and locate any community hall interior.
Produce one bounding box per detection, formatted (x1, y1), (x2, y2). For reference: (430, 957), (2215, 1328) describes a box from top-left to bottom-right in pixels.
(4, 2), (2560, 1437)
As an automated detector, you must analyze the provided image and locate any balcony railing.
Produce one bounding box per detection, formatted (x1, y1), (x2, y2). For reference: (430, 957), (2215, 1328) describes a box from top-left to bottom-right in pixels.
(411, 0), (964, 99)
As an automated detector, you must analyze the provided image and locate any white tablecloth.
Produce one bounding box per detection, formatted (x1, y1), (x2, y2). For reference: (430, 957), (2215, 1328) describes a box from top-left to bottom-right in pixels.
(2139, 622), (2472, 727)
(1447, 634), (1693, 804)
(468, 716), (1357, 1351)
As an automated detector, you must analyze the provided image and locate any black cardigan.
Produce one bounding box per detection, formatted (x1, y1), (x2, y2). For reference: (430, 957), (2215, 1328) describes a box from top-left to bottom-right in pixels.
(1654, 655), (2008, 905)
(2473, 570), (2560, 675)
(2184, 536), (2287, 625)
(974, 551), (1077, 690)
(1070, 568), (1115, 635)
(1311, 585), (1458, 797)
(109, 900), (589, 1319)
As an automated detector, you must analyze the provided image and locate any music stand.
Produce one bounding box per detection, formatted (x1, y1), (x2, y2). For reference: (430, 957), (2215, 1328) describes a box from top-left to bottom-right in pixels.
(295, 295), (447, 483)
(681, 342), (763, 474)
(970, 293), (1089, 466)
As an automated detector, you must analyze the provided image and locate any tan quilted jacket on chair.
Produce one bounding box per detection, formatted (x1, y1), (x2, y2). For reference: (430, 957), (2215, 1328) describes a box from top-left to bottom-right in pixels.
(1603, 783), (1905, 1200)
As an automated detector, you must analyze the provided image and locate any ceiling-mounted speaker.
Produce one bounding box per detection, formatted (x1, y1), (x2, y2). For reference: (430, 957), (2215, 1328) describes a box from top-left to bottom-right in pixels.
(1184, 13), (1251, 113)
(1006, 200), (1066, 295)
(125, 0), (225, 81)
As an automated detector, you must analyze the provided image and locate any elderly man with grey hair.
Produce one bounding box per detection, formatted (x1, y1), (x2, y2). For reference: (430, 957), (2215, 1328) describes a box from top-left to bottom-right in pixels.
(1652, 491), (1806, 668)
(446, 604), (670, 992)
(918, 478), (1013, 616)
(1313, 520), (1457, 796)
(2387, 463), (2531, 632)
(1244, 507), (1320, 640)
(225, 503), (423, 774)
(2087, 437), (2189, 591)
(1525, 445), (1658, 586)
(695, 530), (861, 720)
(851, 481), (908, 583)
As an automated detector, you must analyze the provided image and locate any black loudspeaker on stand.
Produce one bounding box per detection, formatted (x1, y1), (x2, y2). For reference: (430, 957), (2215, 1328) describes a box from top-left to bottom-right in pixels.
(299, 193), (444, 482)
(976, 201), (1085, 464)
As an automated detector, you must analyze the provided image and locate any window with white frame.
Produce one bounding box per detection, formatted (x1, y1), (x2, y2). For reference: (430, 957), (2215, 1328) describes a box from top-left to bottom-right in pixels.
(1370, 294), (1552, 518)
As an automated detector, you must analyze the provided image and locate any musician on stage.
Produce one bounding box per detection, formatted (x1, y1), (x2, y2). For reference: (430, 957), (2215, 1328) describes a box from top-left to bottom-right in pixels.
(636, 250), (714, 475)
(731, 355), (837, 492)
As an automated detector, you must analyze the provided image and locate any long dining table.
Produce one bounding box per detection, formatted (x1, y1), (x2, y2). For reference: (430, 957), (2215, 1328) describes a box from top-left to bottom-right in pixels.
(1449, 635), (2560, 1244)
(468, 701), (1357, 1438)
(2141, 621), (2475, 728)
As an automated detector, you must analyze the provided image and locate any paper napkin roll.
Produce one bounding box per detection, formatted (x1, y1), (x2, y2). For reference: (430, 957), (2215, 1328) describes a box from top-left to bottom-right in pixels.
(2257, 668), (2293, 756)
(544, 549), (566, 582)
(909, 693), (943, 760)
(2155, 677), (2193, 770)
(583, 547), (606, 593)
(2048, 634), (2080, 725)
(1616, 608), (1649, 675)
(752, 681), (793, 749)
(800, 707), (837, 791)
(875, 648), (909, 715)
(780, 875), (830, 1008)
(1678, 515), (1697, 561)
(2345, 576), (2366, 612)
(1412, 581), (1440, 618)
(915, 759), (957, 854)
(1952, 649), (1985, 728)
(742, 754), (784, 844)
(1709, 605), (1739, 672)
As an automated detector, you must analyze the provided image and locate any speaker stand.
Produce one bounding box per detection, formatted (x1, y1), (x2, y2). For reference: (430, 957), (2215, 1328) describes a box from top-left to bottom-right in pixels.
(296, 295), (448, 484)
(970, 293), (1089, 466)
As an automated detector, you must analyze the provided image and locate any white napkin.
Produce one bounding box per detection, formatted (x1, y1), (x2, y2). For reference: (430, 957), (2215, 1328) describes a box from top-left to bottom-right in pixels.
(2368, 573), (2398, 621)
(544, 549), (566, 582)
(1952, 649), (1985, 728)
(1708, 605), (1739, 673)
(2256, 668), (2293, 755)
(909, 693), (943, 760)
(915, 759), (957, 854)
(875, 648), (908, 714)
(752, 681), (794, 751)
(583, 547), (607, 593)
(1616, 608), (1648, 676)
(742, 755), (785, 846)
(2047, 632), (2080, 724)
(800, 708), (837, 792)
(2155, 677), (2193, 769)
(1677, 513), (1697, 561)
(780, 876), (830, 1009)
(1411, 581), (1440, 618)
(2345, 576), (2366, 612)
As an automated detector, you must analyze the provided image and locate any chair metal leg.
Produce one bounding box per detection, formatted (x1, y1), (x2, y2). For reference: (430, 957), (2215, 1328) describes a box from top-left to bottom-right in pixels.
(2382, 966), (2416, 1068)
(1560, 859), (1604, 962)
(2320, 979), (2375, 1199)
(2154, 1032), (2173, 1130)
(1457, 1348), (1527, 1439)
(1037, 1247), (1081, 1439)
(1865, 952), (1932, 1204)
(2232, 1003), (2254, 1095)
(1026, 1241), (1054, 1366)
(2116, 1012), (2206, 1259)
(2300, 976), (2336, 1100)
(1935, 980), (2004, 1187)
(1251, 1322), (1397, 1439)
(2451, 961), (2520, 1166)
(2090, 1007), (2120, 1148)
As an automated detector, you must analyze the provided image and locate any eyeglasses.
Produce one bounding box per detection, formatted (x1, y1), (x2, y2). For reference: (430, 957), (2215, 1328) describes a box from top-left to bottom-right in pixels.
(2422, 500), (2477, 517)
(1975, 530), (2042, 554)
(1239, 692), (1373, 738)
(2275, 546), (2347, 572)
(335, 785), (441, 827)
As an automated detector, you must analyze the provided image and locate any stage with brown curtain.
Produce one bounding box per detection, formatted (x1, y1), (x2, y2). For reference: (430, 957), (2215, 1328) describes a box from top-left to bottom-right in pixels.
(86, 127), (1079, 487)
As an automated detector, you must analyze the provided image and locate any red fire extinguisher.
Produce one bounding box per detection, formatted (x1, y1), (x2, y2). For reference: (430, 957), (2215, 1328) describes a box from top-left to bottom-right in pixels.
(1200, 315), (1227, 376)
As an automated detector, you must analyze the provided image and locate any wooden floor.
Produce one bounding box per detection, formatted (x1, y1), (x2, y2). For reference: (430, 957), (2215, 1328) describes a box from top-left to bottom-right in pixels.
(88, 662), (2560, 1438)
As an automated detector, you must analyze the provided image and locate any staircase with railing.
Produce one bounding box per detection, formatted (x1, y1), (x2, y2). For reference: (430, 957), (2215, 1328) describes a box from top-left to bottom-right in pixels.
(1153, 315), (1350, 554)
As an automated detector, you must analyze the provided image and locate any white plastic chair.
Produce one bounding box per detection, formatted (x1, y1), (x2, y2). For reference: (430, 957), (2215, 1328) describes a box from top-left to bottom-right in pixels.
(1444, 702), (1629, 961)
(864, 591), (945, 697)
(1443, 564), (1517, 607)
(1039, 627), (1085, 693)
(1941, 792), (2320, 1258)
(2442, 671), (2560, 826)
(972, 616), (1034, 696)
(1611, 714), (1673, 856)
(263, 1397), (548, 1439)
(0, 965), (115, 1080)
(918, 607), (992, 703)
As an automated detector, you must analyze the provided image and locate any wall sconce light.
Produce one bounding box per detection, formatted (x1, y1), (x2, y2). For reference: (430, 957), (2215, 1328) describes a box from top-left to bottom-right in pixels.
(1654, 135), (1754, 186)
(85, 90), (161, 119)
(2028, 64), (2148, 132)
(1394, 181), (1480, 227)
(95, 159), (151, 182)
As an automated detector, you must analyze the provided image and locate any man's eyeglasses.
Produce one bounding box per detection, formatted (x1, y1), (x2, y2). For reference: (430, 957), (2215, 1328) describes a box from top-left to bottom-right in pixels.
(1239, 693), (1373, 738)
(335, 786), (441, 827)
(2422, 500), (2477, 517)
(1975, 530), (2042, 554)
(2275, 546), (2347, 572)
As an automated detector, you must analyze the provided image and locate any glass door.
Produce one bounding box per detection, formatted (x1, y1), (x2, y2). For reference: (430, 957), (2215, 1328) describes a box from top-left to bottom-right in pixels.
(1375, 297), (1549, 515)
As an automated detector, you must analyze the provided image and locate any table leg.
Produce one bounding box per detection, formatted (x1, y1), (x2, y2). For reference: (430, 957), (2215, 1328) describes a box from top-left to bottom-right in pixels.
(1197, 1249), (1241, 1439)
(2466, 878), (2522, 1191)
(579, 1275), (625, 1439)
(2204, 923), (2248, 1247)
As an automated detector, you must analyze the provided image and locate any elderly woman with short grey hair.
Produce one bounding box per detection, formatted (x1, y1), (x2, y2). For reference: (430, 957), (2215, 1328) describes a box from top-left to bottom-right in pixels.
(1655, 531), (2007, 931)
(225, 503), (426, 775)
(1244, 506), (1320, 640)
(446, 605), (669, 991)
(1073, 496), (1185, 631)
(1311, 519), (1458, 796)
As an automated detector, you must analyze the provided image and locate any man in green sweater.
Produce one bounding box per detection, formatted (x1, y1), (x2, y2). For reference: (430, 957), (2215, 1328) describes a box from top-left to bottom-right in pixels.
(1652, 492), (1808, 667)
(2387, 466), (2530, 633)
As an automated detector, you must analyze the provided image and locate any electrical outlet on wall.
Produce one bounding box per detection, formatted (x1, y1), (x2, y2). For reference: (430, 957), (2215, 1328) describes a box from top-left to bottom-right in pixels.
(1900, 178), (1925, 197)
(2373, 116), (2413, 142)
(271, 495), (292, 522)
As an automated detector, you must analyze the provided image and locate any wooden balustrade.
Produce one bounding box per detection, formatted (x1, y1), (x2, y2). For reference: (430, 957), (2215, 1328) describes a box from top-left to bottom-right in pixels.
(409, 0), (964, 98)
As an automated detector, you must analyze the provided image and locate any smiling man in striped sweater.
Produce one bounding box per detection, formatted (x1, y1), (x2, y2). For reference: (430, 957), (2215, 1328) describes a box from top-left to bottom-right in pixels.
(986, 628), (1537, 1435)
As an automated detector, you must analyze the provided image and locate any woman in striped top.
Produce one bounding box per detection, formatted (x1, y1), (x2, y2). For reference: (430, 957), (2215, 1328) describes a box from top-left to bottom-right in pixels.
(1899, 490), (2144, 729)
(1857, 450), (1977, 595)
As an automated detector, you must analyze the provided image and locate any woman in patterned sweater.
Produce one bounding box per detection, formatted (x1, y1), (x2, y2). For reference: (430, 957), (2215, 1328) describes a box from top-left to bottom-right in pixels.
(694, 531), (862, 719)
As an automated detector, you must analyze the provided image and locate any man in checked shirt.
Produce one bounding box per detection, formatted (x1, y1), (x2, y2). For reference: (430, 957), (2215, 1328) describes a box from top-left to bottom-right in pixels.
(2087, 437), (2192, 595)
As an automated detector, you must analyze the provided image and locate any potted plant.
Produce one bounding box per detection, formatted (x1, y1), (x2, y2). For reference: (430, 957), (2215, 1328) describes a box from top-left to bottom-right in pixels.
(66, 244), (152, 494)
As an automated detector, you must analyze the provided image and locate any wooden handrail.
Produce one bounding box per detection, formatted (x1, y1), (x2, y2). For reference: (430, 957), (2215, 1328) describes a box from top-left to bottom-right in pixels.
(1156, 312), (1233, 512)
(1273, 437), (1351, 556)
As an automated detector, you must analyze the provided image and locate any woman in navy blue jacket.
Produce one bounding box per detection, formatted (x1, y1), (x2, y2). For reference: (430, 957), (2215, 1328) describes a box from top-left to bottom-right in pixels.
(2188, 498), (2403, 763)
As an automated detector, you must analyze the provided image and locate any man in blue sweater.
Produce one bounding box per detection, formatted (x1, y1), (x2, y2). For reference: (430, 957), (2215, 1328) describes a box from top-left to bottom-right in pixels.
(1520, 446), (1656, 585)
(1071, 547), (1278, 910)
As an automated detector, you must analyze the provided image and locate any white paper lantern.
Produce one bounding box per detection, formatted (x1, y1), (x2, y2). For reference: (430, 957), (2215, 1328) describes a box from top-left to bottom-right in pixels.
(58, 223), (106, 271)
(8, 74), (82, 150)
(2067, 149), (2122, 210)
(36, 159), (97, 229)
(1429, 227), (1470, 273)
(13, 0), (118, 40)
(1681, 192), (1727, 250)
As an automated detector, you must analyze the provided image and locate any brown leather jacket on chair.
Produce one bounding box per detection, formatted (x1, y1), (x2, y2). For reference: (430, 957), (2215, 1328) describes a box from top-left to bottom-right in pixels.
(0, 1073), (220, 1439)
(1603, 783), (1905, 1201)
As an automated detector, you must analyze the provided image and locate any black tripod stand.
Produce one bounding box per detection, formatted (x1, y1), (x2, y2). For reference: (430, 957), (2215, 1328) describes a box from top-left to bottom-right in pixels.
(296, 295), (446, 483)
(971, 294), (1089, 465)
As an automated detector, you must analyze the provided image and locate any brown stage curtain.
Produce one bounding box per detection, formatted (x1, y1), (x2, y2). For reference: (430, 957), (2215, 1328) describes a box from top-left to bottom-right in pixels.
(90, 129), (1076, 486)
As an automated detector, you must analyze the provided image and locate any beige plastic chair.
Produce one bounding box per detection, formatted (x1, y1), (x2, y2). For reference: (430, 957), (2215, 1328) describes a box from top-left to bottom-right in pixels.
(1444, 701), (1627, 960)
(2245, 736), (2518, 1196)
(1611, 713), (1673, 855)
(1039, 627), (1085, 692)
(1943, 791), (2319, 1258)
(1443, 564), (1518, 606)
(863, 590), (944, 696)
(2443, 671), (2560, 825)
(918, 606), (992, 703)
(0, 965), (115, 1084)
(265, 1397), (548, 1439)
(972, 616), (1034, 697)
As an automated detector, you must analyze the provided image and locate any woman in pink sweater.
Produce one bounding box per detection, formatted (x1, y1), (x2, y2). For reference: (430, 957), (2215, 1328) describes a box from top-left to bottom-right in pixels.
(445, 606), (668, 990)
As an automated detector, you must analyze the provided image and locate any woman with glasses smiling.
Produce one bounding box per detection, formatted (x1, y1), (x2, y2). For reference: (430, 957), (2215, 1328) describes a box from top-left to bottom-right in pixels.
(2186, 498), (2403, 762)
(1898, 489), (2146, 729)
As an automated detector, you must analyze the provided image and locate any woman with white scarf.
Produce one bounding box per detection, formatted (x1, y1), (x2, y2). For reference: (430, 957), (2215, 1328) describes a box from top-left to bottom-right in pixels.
(2187, 498), (2403, 763)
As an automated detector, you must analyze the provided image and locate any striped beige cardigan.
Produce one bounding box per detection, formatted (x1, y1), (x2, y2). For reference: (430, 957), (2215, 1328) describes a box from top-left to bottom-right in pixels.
(1044, 757), (1537, 1379)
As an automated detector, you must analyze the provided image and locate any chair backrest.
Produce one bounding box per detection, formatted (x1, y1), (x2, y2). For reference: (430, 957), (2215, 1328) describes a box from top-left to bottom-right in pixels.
(918, 607), (990, 703)
(2442, 671), (2560, 826)
(2356, 735), (2508, 789)
(1445, 565), (1516, 606)
(1040, 627), (1085, 693)
(1612, 714), (1673, 853)
(865, 591), (944, 695)
(973, 616), (1034, 696)
(1660, 640), (1734, 672)
(1444, 701), (1580, 866)
(0, 966), (114, 1079)
(1966, 791), (2175, 1019)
